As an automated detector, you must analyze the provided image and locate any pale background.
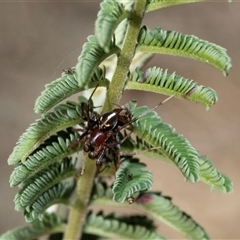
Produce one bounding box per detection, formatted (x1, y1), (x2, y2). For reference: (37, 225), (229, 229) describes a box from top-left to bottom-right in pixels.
(0, 1), (240, 239)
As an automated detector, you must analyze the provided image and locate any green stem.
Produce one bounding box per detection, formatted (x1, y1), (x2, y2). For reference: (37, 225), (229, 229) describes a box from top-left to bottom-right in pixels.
(102, 0), (147, 112)
(64, 1), (147, 239)
(63, 159), (96, 240)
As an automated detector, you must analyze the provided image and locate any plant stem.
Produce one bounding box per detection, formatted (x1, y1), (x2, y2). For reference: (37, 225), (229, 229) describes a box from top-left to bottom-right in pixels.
(63, 159), (96, 240)
(64, 1), (147, 239)
(102, 0), (147, 112)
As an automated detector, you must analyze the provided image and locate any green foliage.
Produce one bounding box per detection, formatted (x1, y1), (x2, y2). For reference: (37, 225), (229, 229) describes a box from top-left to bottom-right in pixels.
(136, 192), (210, 240)
(0, 213), (64, 240)
(8, 99), (86, 165)
(76, 35), (120, 86)
(137, 26), (232, 76)
(10, 131), (78, 187)
(35, 67), (109, 115)
(128, 101), (200, 183)
(14, 158), (76, 212)
(126, 67), (218, 109)
(84, 211), (167, 239)
(6, 1), (233, 240)
(199, 156), (233, 193)
(146, 0), (204, 11)
(121, 134), (232, 193)
(90, 182), (210, 239)
(95, 0), (130, 52)
(112, 158), (153, 202)
(23, 180), (75, 222)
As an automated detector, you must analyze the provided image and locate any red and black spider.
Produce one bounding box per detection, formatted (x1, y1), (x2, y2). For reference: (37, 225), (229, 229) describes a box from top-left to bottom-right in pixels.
(70, 84), (173, 173)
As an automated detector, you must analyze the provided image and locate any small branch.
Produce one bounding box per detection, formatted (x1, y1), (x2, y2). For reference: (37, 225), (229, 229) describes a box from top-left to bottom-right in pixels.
(102, 0), (147, 112)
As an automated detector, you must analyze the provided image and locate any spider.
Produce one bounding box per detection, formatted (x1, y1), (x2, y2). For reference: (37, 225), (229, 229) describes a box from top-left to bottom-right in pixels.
(70, 85), (174, 173)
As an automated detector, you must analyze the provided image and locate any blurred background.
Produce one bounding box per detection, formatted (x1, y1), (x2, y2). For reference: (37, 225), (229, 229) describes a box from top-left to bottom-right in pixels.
(0, 1), (239, 239)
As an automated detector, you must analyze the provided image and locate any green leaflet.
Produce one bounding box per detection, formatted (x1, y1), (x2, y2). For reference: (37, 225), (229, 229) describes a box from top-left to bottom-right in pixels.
(114, 1), (135, 48)
(126, 67), (218, 110)
(8, 99), (86, 165)
(115, 19), (129, 48)
(112, 158), (153, 203)
(24, 180), (75, 222)
(128, 102), (200, 182)
(14, 158), (76, 212)
(10, 131), (79, 187)
(84, 212), (167, 240)
(121, 133), (168, 162)
(76, 35), (120, 86)
(95, 0), (130, 52)
(0, 213), (64, 240)
(136, 192), (210, 240)
(199, 156), (233, 193)
(137, 26), (232, 76)
(90, 183), (209, 239)
(121, 135), (233, 193)
(146, 0), (205, 12)
(34, 67), (109, 115)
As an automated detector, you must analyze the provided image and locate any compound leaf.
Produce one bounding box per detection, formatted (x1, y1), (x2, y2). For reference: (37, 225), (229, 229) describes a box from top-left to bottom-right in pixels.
(128, 102), (200, 183)
(35, 67), (109, 115)
(23, 180), (76, 222)
(137, 26), (232, 76)
(76, 35), (120, 86)
(84, 212), (167, 240)
(90, 187), (209, 239)
(121, 135), (233, 192)
(126, 67), (218, 109)
(95, 0), (130, 52)
(14, 158), (76, 213)
(112, 159), (153, 203)
(10, 131), (79, 187)
(146, 0), (204, 12)
(8, 99), (85, 165)
(135, 192), (210, 240)
(0, 212), (64, 240)
(199, 156), (233, 193)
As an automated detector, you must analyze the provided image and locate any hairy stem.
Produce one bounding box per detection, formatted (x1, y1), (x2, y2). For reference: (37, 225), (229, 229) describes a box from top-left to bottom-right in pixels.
(64, 1), (147, 239)
(63, 159), (96, 240)
(102, 0), (147, 112)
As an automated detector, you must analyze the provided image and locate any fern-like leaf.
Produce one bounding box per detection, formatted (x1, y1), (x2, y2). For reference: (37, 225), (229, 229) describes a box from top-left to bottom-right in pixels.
(10, 131), (79, 187)
(121, 133), (166, 160)
(84, 211), (167, 240)
(146, 0), (204, 12)
(95, 0), (130, 52)
(199, 156), (233, 193)
(112, 158), (153, 203)
(14, 158), (76, 213)
(128, 101), (200, 182)
(136, 192), (210, 240)
(126, 67), (218, 109)
(76, 35), (120, 86)
(90, 185), (209, 239)
(115, 18), (129, 48)
(137, 26), (232, 76)
(114, 1), (135, 48)
(23, 180), (75, 222)
(8, 99), (86, 165)
(121, 135), (233, 193)
(0, 212), (64, 240)
(34, 67), (109, 115)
